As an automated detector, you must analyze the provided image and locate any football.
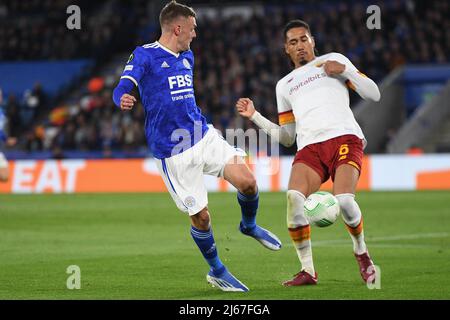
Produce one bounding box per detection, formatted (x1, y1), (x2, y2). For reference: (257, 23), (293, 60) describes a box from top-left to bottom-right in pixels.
(304, 191), (340, 227)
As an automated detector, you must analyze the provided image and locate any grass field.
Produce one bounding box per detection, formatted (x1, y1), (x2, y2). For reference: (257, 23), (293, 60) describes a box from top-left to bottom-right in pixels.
(0, 191), (449, 300)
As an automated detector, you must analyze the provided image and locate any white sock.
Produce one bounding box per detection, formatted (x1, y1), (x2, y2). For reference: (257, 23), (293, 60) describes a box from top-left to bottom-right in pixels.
(349, 230), (367, 255)
(295, 239), (315, 276)
(336, 193), (368, 255)
(287, 190), (315, 276)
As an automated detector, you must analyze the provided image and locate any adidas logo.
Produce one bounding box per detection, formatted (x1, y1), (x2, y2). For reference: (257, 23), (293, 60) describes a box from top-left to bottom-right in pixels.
(206, 244), (216, 254)
(161, 61), (170, 68)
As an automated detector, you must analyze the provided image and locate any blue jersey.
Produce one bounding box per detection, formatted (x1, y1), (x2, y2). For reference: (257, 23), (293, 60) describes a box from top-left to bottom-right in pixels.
(0, 108), (7, 144)
(120, 41), (208, 159)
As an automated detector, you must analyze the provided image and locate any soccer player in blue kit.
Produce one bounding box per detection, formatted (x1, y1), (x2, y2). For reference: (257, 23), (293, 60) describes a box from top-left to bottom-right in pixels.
(113, 1), (281, 292)
(0, 106), (16, 182)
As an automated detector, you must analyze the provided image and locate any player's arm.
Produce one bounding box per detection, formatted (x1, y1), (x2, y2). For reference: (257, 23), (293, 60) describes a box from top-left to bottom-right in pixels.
(320, 54), (381, 102)
(112, 47), (148, 110)
(113, 79), (136, 110)
(0, 118), (17, 146)
(236, 98), (296, 147)
(0, 130), (6, 143)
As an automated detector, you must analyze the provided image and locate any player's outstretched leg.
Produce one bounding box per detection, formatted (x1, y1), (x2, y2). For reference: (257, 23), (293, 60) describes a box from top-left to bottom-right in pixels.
(223, 156), (281, 250)
(206, 267), (249, 292)
(190, 209), (249, 292)
(283, 190), (318, 286)
(336, 193), (376, 284)
(237, 190), (282, 251)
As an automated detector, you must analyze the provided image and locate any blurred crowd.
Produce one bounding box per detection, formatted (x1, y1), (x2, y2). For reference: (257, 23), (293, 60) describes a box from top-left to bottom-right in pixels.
(1, 0), (448, 156)
(0, 0), (144, 60)
(193, 0), (448, 135)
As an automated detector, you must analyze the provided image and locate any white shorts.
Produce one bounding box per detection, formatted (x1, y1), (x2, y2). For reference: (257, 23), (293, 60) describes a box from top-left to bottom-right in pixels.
(155, 126), (246, 215)
(0, 152), (8, 169)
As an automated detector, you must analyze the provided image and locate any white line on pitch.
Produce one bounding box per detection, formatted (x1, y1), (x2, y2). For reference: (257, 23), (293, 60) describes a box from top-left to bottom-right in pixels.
(285, 232), (449, 247)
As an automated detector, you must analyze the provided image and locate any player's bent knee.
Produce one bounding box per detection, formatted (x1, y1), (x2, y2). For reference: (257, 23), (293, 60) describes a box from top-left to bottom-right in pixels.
(238, 175), (257, 195)
(286, 190), (308, 227)
(191, 207), (211, 230)
(0, 169), (8, 182)
(335, 193), (361, 227)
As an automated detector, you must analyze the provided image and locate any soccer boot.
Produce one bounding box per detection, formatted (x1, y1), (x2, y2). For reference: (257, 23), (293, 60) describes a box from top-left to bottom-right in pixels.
(239, 222), (282, 251)
(354, 252), (376, 283)
(282, 270), (318, 286)
(206, 267), (249, 292)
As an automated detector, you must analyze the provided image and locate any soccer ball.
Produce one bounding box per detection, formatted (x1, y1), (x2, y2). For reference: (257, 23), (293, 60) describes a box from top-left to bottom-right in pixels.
(304, 191), (340, 227)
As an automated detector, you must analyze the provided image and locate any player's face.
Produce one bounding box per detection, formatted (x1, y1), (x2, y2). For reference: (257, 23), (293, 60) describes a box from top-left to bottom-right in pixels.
(284, 27), (315, 68)
(178, 16), (197, 51)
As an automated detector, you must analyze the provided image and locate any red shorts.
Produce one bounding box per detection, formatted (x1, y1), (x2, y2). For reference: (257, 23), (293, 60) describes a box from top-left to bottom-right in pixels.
(293, 135), (364, 183)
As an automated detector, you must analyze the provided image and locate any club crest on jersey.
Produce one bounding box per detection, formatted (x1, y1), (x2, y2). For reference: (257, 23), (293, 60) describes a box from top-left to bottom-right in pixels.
(184, 196), (196, 208)
(183, 58), (191, 69)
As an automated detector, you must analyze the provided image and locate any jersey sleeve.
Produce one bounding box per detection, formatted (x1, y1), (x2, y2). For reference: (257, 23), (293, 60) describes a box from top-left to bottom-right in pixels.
(120, 46), (149, 87)
(331, 52), (358, 73)
(331, 52), (381, 101)
(276, 81), (295, 126)
(0, 111), (7, 142)
(331, 52), (369, 90)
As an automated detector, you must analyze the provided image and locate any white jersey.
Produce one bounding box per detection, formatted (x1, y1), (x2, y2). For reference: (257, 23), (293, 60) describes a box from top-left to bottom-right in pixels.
(276, 52), (366, 151)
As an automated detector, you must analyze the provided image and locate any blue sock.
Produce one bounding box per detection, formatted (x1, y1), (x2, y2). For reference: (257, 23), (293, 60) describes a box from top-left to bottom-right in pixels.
(237, 191), (259, 230)
(190, 226), (225, 276)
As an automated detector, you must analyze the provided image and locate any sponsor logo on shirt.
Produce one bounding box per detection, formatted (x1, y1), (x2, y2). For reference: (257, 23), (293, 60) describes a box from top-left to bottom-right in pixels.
(289, 72), (327, 95)
(168, 75), (193, 93)
(168, 75), (194, 100)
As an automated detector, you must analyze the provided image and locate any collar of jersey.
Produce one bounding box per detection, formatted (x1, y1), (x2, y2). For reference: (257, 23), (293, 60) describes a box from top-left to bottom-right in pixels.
(292, 56), (321, 75)
(302, 56), (320, 68)
(156, 41), (180, 58)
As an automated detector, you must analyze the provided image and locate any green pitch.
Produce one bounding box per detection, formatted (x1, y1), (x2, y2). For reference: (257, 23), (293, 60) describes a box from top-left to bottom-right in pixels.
(0, 191), (449, 299)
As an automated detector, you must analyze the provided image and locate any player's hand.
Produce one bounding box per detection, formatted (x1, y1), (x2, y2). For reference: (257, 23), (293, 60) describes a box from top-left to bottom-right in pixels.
(6, 137), (17, 147)
(318, 60), (346, 76)
(120, 93), (136, 110)
(236, 98), (256, 118)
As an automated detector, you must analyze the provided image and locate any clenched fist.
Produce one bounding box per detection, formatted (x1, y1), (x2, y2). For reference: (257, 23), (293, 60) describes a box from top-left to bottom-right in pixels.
(120, 93), (137, 110)
(236, 98), (256, 119)
(317, 60), (346, 76)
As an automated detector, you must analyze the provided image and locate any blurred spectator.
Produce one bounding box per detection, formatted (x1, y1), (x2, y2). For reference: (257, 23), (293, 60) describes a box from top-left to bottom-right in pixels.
(24, 126), (44, 152)
(88, 77), (105, 94)
(5, 94), (22, 138)
(407, 145), (424, 155)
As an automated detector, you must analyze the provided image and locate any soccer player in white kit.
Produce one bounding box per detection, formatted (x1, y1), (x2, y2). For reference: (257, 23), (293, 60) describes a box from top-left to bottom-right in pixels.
(236, 20), (381, 286)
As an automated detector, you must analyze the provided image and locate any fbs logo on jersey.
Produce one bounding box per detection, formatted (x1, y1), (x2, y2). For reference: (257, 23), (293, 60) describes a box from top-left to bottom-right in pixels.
(161, 61), (170, 68)
(168, 75), (193, 89)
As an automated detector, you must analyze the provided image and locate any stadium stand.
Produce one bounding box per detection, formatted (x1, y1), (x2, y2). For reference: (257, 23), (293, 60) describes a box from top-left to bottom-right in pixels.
(1, 0), (449, 158)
